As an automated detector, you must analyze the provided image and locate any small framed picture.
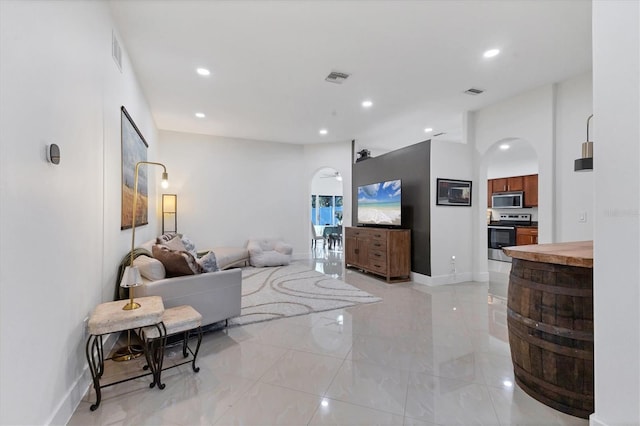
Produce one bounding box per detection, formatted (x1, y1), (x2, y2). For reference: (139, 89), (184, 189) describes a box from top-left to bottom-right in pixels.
(436, 178), (472, 206)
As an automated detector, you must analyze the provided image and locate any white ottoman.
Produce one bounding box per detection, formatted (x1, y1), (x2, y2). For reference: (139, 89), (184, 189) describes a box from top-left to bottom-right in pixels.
(141, 305), (203, 389)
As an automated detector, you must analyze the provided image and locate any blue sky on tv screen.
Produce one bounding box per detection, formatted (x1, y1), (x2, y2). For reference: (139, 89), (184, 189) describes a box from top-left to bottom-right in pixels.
(358, 180), (401, 204)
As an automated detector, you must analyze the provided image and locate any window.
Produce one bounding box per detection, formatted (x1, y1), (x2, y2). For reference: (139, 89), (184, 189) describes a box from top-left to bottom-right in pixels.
(311, 195), (343, 226)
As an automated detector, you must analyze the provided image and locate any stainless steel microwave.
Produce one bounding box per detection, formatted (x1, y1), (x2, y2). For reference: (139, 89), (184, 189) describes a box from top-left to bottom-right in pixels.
(492, 192), (524, 209)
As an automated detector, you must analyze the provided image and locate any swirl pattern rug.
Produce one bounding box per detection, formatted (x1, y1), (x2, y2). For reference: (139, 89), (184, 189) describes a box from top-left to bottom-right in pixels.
(228, 264), (381, 326)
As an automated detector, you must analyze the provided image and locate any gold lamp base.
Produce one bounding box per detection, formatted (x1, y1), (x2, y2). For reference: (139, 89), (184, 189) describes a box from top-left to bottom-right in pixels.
(122, 301), (141, 310)
(112, 344), (144, 362)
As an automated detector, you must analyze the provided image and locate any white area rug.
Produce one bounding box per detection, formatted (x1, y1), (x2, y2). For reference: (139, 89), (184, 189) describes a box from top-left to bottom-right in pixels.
(228, 263), (381, 326)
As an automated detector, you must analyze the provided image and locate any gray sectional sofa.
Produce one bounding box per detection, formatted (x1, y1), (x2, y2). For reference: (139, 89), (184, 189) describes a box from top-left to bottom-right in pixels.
(133, 239), (243, 327)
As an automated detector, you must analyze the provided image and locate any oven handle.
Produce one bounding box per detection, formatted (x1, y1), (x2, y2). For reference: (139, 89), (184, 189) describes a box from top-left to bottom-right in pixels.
(488, 226), (516, 230)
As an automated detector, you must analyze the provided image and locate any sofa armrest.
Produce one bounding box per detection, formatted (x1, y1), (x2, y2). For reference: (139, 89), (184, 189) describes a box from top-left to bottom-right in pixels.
(137, 268), (242, 326)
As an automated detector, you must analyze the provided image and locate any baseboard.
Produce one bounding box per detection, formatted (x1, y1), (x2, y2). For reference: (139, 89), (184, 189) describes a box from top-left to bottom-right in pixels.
(589, 414), (609, 426)
(48, 332), (119, 425)
(411, 271), (474, 286)
(474, 271), (490, 282)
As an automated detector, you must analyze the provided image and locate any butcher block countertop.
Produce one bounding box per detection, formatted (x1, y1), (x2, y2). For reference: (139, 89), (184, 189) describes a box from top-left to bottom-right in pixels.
(502, 241), (593, 268)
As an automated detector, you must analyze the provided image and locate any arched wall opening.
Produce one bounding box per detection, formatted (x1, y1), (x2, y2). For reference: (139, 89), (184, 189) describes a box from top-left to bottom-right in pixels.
(478, 138), (539, 283)
(309, 167), (344, 252)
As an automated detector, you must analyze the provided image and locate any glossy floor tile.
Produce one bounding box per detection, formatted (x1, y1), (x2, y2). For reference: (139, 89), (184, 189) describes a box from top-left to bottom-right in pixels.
(68, 250), (589, 425)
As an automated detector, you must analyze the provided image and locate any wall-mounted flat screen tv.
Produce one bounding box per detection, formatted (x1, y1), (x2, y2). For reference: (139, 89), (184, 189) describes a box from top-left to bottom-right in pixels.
(357, 179), (402, 226)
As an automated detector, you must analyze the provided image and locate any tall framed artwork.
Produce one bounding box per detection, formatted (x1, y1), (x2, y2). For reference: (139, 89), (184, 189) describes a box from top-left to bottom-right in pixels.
(121, 106), (149, 230)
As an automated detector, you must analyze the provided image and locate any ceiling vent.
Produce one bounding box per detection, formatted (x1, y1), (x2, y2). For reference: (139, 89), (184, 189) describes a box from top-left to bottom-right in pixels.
(325, 71), (350, 84)
(464, 87), (484, 95)
(112, 31), (122, 72)
(433, 132), (446, 137)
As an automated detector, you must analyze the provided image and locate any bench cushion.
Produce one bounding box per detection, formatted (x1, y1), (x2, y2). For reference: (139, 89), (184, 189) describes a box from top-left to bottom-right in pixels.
(142, 305), (202, 339)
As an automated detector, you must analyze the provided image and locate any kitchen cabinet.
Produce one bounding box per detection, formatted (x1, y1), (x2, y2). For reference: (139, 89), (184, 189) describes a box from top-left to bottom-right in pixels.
(492, 178), (508, 193)
(345, 227), (411, 283)
(523, 174), (538, 207)
(488, 173), (538, 207)
(491, 177), (523, 193)
(516, 227), (538, 245)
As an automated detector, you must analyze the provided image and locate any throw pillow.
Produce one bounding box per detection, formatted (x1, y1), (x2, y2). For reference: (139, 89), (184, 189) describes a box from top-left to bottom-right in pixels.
(197, 250), (219, 273)
(180, 235), (198, 258)
(152, 244), (202, 277)
(132, 255), (166, 281)
(156, 232), (180, 244)
(162, 235), (187, 252)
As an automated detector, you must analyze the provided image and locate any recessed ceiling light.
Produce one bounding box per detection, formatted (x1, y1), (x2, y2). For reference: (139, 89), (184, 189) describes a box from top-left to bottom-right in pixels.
(195, 112), (205, 118)
(319, 129), (328, 135)
(483, 49), (500, 58)
(500, 143), (510, 150)
(196, 67), (210, 76)
(424, 128), (433, 133)
(361, 100), (373, 108)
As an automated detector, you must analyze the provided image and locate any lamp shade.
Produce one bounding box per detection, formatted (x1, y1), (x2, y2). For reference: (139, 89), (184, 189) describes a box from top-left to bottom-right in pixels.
(162, 194), (177, 213)
(120, 266), (142, 288)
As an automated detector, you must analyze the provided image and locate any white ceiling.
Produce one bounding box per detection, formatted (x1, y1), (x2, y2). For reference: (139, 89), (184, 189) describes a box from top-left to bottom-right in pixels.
(109, 0), (592, 152)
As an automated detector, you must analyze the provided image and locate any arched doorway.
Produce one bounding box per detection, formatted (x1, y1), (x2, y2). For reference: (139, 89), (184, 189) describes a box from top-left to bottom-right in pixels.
(484, 138), (538, 284)
(310, 167), (344, 253)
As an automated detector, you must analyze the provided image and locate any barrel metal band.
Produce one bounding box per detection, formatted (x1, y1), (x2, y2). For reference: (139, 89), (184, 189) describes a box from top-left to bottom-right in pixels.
(507, 308), (593, 342)
(508, 316), (594, 360)
(510, 274), (592, 297)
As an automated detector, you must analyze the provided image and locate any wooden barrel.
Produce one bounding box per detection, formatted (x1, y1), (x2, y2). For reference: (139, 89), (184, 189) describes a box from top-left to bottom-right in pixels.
(507, 258), (593, 419)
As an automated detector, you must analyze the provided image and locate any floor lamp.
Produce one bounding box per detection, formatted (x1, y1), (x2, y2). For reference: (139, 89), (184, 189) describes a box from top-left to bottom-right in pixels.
(113, 161), (169, 361)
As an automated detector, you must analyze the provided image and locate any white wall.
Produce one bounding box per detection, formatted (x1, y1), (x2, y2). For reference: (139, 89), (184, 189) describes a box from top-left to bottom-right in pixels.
(554, 72), (594, 242)
(157, 132), (352, 258)
(158, 130), (309, 254)
(591, 2), (640, 425)
(0, 1), (159, 424)
(428, 140), (474, 285)
(471, 74), (594, 281)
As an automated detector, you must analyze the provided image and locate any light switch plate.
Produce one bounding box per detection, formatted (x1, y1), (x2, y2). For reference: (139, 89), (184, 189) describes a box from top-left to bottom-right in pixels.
(578, 211), (587, 223)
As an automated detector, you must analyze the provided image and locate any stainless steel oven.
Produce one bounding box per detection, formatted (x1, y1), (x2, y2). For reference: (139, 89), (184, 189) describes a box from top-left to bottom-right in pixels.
(487, 213), (532, 262)
(488, 226), (516, 262)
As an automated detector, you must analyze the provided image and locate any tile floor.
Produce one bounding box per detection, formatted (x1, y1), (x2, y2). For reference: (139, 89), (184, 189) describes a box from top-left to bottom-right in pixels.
(69, 250), (589, 425)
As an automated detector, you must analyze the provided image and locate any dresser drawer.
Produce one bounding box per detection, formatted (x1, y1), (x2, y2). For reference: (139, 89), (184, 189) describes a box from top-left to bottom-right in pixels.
(369, 238), (386, 251)
(367, 260), (388, 275)
(369, 249), (387, 263)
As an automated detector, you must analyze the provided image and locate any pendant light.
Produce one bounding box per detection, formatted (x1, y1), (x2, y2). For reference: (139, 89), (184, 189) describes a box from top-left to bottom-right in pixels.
(574, 114), (594, 172)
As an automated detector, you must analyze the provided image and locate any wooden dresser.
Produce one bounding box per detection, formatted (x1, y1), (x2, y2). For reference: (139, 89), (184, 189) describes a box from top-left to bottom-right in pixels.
(344, 227), (411, 283)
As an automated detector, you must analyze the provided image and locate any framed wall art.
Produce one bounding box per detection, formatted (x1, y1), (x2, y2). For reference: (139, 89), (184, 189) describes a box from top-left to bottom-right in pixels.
(436, 178), (472, 207)
(121, 106), (149, 230)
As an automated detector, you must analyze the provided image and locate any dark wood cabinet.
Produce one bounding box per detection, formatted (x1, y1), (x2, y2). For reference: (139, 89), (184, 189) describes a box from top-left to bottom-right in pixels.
(507, 176), (524, 191)
(487, 180), (493, 208)
(345, 227), (411, 283)
(492, 178), (508, 193)
(523, 174), (538, 207)
(516, 227), (538, 245)
(491, 176), (523, 193)
(488, 173), (538, 207)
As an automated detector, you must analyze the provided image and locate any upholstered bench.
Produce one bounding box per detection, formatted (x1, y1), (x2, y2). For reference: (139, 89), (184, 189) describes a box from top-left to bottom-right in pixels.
(141, 305), (203, 389)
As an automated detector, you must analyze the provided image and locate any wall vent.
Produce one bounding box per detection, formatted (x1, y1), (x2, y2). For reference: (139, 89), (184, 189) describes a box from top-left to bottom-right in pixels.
(112, 31), (123, 73)
(464, 87), (484, 95)
(325, 71), (350, 84)
(433, 132), (446, 137)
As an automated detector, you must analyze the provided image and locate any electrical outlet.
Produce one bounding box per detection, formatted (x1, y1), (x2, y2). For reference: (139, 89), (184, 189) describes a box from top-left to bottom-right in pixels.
(450, 255), (457, 274)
